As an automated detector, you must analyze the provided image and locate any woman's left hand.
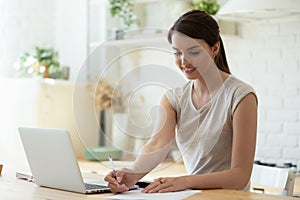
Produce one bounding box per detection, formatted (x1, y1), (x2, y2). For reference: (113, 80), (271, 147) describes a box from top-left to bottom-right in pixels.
(142, 176), (190, 193)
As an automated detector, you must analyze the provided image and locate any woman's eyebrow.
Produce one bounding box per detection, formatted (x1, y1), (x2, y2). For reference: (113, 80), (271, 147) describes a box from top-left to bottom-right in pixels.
(187, 45), (201, 50)
(172, 45), (202, 51)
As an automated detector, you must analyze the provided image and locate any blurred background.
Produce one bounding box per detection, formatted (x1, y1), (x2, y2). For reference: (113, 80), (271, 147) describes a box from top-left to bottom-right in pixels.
(0, 0), (300, 172)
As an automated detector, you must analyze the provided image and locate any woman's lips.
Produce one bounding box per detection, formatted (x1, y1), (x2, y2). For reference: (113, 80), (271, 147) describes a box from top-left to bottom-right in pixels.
(183, 67), (196, 74)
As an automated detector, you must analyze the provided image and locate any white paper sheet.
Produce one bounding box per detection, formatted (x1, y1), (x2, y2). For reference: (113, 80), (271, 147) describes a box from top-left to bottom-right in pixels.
(105, 189), (201, 200)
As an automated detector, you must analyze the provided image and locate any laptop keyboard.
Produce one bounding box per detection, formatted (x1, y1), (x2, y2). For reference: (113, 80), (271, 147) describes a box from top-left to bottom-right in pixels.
(85, 183), (108, 190)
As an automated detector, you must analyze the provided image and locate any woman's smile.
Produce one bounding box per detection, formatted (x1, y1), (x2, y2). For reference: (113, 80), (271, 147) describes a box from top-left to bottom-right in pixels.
(182, 66), (197, 74)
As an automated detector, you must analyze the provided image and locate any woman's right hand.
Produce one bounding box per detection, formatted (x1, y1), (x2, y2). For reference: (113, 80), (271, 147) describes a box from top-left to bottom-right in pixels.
(104, 168), (139, 193)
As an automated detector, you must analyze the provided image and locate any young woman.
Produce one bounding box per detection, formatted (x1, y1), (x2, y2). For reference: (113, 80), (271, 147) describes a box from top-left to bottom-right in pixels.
(104, 10), (258, 193)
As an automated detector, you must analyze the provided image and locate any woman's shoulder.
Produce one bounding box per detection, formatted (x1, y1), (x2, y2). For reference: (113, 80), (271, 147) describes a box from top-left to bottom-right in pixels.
(165, 80), (191, 97)
(164, 80), (191, 112)
(224, 75), (258, 109)
(224, 75), (256, 94)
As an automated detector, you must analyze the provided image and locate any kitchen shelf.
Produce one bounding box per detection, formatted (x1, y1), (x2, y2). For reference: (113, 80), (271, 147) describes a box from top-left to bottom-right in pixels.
(89, 31), (238, 50)
(89, 0), (159, 6)
(89, 36), (169, 49)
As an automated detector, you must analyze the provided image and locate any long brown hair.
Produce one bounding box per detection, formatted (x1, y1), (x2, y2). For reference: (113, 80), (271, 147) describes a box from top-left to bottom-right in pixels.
(168, 10), (231, 74)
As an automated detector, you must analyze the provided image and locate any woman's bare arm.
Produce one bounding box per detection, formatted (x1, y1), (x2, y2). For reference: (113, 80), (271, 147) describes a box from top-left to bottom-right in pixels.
(131, 95), (177, 177)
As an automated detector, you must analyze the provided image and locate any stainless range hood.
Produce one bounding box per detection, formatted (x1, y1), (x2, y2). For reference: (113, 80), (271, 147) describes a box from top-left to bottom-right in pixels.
(216, 0), (300, 21)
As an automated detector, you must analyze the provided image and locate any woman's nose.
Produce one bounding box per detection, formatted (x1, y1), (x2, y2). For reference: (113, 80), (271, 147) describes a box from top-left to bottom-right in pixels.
(180, 56), (188, 66)
(180, 54), (185, 63)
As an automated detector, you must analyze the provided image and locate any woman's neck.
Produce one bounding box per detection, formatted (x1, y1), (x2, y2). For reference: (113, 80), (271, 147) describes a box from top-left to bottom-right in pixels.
(193, 71), (229, 97)
(193, 78), (209, 97)
(191, 71), (229, 109)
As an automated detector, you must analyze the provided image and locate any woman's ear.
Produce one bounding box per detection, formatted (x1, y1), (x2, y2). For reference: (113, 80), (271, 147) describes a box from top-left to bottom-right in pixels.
(212, 41), (220, 58)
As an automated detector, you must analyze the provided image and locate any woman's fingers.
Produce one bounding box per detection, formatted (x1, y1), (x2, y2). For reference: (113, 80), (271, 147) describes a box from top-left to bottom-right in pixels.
(108, 183), (129, 193)
(143, 178), (165, 193)
(104, 171), (119, 186)
(104, 168), (139, 193)
(142, 178), (178, 193)
(157, 184), (174, 193)
(116, 170), (127, 183)
(143, 182), (160, 192)
(104, 169), (133, 193)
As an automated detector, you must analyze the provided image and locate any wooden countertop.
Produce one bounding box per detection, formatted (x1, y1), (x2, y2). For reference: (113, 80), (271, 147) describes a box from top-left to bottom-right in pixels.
(0, 159), (299, 200)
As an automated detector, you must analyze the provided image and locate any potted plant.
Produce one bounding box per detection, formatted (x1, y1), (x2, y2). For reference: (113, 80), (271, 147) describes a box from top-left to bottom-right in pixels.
(15, 46), (69, 79)
(108, 0), (137, 39)
(192, 0), (220, 15)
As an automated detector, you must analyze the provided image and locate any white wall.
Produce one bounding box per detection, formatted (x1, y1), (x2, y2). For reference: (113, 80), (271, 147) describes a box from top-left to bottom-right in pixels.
(0, 0), (87, 81)
(0, 0), (92, 169)
(0, 0), (56, 77)
(55, 0), (87, 81)
(224, 17), (300, 168)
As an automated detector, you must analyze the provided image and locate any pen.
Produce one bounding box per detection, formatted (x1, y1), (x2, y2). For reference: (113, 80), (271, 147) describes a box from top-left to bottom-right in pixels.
(108, 155), (120, 187)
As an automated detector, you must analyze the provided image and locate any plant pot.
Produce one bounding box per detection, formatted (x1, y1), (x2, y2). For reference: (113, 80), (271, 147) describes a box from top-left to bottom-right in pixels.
(32, 62), (50, 78)
(115, 29), (125, 40)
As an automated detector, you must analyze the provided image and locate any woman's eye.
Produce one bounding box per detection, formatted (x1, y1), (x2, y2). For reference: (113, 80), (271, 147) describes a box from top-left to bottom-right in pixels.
(189, 51), (200, 55)
(174, 52), (182, 57)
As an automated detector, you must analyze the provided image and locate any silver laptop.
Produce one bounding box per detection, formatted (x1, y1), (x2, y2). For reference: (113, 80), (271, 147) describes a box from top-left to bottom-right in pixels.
(18, 127), (111, 194)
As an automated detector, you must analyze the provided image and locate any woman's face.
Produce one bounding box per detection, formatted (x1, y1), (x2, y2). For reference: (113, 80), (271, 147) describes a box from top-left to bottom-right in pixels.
(171, 32), (216, 80)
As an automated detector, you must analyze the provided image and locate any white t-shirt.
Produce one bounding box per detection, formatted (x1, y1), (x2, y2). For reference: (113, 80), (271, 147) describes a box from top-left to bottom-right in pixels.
(165, 75), (257, 190)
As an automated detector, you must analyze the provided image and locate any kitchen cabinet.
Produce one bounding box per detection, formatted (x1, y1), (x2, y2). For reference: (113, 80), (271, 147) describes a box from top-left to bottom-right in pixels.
(0, 79), (99, 159)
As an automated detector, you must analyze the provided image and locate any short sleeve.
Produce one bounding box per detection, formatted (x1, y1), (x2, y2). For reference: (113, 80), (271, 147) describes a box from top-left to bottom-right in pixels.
(164, 89), (179, 112)
(231, 83), (258, 115)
